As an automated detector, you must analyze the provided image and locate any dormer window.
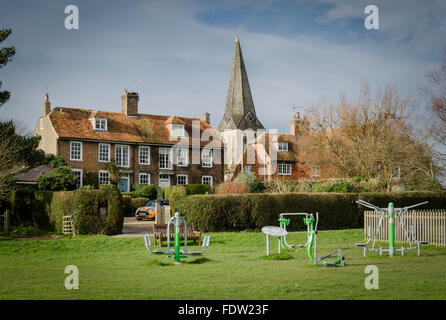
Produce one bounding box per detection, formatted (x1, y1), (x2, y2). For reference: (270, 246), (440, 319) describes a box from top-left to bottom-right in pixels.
(278, 142), (288, 152)
(171, 124), (185, 137)
(94, 118), (107, 131)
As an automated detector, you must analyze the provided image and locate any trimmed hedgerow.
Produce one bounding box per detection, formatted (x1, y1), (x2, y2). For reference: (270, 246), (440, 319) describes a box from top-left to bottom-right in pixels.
(100, 184), (124, 235)
(10, 189), (53, 229)
(164, 184), (210, 200)
(10, 185), (124, 235)
(175, 191), (446, 232)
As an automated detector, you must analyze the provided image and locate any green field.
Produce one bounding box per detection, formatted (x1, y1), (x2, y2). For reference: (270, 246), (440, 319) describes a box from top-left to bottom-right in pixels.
(1, 229), (446, 299)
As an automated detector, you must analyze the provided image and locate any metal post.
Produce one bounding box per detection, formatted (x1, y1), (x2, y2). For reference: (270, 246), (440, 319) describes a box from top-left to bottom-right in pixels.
(278, 237), (281, 254)
(4, 210), (9, 237)
(266, 234), (270, 256)
(388, 203), (395, 257)
(174, 213), (181, 264)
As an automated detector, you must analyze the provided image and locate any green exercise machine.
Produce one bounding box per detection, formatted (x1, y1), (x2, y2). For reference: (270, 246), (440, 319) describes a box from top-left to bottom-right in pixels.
(278, 212), (345, 267)
(355, 200), (429, 257)
(144, 212), (210, 264)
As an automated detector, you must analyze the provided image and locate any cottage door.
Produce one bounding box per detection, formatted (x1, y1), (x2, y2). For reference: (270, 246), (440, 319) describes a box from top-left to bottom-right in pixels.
(159, 174), (170, 188)
(118, 176), (129, 193)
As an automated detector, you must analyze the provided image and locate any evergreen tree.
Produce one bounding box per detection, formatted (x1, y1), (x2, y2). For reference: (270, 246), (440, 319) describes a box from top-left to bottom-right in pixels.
(0, 28), (16, 107)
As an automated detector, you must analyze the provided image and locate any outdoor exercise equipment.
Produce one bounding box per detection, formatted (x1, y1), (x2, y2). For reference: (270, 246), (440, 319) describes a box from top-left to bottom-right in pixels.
(276, 212), (345, 267)
(261, 226), (287, 256)
(355, 200), (429, 257)
(144, 212), (210, 264)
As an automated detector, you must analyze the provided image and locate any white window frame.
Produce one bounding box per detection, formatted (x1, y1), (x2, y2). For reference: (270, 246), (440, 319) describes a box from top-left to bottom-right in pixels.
(98, 143), (110, 162)
(70, 141), (83, 161)
(176, 174), (188, 185)
(278, 142), (288, 152)
(201, 149), (213, 168)
(40, 118), (44, 130)
(176, 147), (189, 167)
(278, 163), (292, 176)
(159, 147), (173, 169)
(392, 167), (401, 181)
(98, 170), (110, 185)
(139, 173), (151, 185)
(245, 165), (252, 174)
(202, 175), (213, 187)
(115, 144), (130, 168)
(71, 168), (83, 189)
(139, 146), (150, 165)
(94, 118), (107, 131)
(311, 165), (321, 179)
(171, 124), (185, 138)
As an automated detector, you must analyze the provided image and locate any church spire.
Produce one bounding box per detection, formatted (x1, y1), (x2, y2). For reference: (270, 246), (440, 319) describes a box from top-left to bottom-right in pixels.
(218, 35), (264, 131)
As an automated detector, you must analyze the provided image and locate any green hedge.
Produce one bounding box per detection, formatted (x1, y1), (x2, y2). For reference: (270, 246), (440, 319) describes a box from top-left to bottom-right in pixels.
(175, 191), (446, 232)
(11, 184), (124, 235)
(10, 190), (53, 229)
(164, 184), (210, 200)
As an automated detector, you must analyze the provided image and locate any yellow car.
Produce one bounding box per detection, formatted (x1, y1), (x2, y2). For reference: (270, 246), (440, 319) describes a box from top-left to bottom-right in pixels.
(135, 200), (169, 221)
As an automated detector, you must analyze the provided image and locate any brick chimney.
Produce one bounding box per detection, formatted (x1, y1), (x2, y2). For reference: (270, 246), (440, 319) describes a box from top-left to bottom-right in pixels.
(203, 112), (210, 124)
(121, 90), (139, 117)
(43, 94), (51, 116)
(290, 112), (309, 136)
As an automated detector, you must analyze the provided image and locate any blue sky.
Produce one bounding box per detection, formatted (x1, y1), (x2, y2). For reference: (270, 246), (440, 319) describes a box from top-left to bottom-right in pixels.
(1, 0), (445, 134)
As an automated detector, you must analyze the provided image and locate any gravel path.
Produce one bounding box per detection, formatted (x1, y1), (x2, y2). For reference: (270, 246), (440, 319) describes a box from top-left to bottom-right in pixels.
(112, 217), (154, 238)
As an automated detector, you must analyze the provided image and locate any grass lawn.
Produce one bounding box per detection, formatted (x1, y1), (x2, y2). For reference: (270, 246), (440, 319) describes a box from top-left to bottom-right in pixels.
(1, 228), (446, 299)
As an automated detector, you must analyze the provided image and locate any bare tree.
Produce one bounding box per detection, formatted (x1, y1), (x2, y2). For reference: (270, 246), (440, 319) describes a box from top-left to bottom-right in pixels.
(425, 51), (446, 162)
(300, 84), (439, 191)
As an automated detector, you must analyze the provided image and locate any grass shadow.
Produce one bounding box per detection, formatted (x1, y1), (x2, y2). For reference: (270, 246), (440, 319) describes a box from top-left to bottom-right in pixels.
(184, 257), (214, 265)
(141, 259), (173, 267)
(259, 253), (294, 261)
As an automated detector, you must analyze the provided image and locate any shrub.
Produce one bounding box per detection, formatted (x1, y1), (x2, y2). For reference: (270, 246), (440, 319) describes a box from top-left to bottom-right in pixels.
(36, 166), (78, 191)
(79, 185), (95, 190)
(175, 191), (446, 232)
(12, 185), (124, 235)
(312, 181), (356, 193)
(121, 195), (132, 217)
(130, 184), (157, 199)
(10, 189), (53, 229)
(83, 171), (99, 189)
(156, 187), (164, 200)
(164, 184), (210, 200)
(215, 182), (250, 194)
(168, 186), (187, 214)
(235, 172), (265, 193)
(43, 154), (66, 168)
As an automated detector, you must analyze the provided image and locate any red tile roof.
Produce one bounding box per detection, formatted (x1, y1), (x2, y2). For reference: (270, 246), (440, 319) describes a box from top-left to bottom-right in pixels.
(47, 107), (222, 148)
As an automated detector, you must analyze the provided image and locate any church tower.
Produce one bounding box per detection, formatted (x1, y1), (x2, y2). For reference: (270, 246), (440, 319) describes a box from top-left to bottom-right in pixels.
(218, 35), (265, 180)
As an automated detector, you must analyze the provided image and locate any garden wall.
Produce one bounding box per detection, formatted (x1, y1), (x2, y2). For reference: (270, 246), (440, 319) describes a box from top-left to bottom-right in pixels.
(175, 191), (446, 232)
(10, 184), (124, 235)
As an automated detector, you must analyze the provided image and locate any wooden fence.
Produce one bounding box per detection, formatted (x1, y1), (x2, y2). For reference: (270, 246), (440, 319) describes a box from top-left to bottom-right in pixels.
(364, 210), (446, 247)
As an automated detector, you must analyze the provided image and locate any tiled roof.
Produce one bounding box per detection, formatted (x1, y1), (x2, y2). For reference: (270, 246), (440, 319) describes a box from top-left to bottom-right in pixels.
(14, 164), (54, 182)
(47, 107), (222, 148)
(250, 133), (300, 162)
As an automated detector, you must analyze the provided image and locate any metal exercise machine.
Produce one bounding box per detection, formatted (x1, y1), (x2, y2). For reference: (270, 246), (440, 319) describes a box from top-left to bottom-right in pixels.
(144, 212), (210, 264)
(355, 200), (429, 257)
(278, 212), (345, 267)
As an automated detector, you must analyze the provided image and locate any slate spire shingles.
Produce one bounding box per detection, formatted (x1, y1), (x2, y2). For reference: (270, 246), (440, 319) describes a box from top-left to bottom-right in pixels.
(218, 35), (264, 132)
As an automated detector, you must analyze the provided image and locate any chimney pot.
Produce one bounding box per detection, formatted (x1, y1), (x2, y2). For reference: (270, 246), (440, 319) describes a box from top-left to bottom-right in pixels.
(121, 90), (139, 117)
(203, 112), (210, 124)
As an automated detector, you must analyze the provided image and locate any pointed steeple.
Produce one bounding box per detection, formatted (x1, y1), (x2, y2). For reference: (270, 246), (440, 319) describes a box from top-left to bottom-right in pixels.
(218, 36), (264, 132)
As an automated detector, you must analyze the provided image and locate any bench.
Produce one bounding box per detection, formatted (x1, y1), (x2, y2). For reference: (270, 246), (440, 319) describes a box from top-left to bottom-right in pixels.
(153, 223), (202, 247)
